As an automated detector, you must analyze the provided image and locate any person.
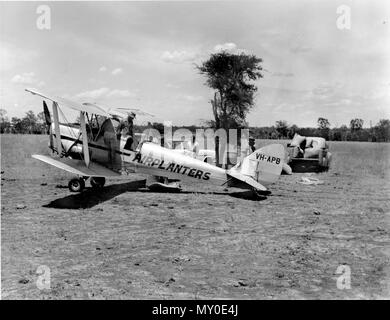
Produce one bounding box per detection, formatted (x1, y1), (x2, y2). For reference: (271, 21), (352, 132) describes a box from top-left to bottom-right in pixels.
(191, 135), (199, 155)
(179, 136), (186, 150)
(117, 112), (136, 150)
(103, 120), (118, 170)
(298, 139), (306, 158)
(164, 139), (172, 149)
(249, 136), (256, 153)
(116, 112), (135, 137)
(289, 133), (306, 158)
(127, 112), (135, 137)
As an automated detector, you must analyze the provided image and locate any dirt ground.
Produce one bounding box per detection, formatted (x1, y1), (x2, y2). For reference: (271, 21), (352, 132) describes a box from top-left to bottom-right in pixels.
(1, 135), (389, 299)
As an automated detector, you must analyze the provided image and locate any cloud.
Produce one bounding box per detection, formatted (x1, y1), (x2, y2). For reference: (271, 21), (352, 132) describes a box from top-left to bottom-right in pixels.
(75, 87), (135, 100)
(181, 95), (204, 102)
(1, 41), (39, 72)
(302, 82), (368, 116)
(272, 72), (295, 77)
(290, 44), (312, 54)
(111, 68), (123, 75)
(11, 72), (44, 86)
(106, 89), (135, 98)
(98, 66), (125, 75)
(11, 72), (35, 84)
(323, 98), (352, 107)
(161, 50), (199, 63)
(75, 88), (109, 100)
(213, 42), (237, 52)
(165, 83), (181, 89)
(310, 83), (342, 99)
(213, 42), (246, 54)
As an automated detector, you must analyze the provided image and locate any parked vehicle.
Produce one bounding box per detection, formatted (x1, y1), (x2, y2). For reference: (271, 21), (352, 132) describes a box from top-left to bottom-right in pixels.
(287, 134), (332, 172)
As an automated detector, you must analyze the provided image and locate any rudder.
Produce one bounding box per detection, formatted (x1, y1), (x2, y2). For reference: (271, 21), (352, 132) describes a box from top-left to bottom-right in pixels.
(231, 144), (285, 186)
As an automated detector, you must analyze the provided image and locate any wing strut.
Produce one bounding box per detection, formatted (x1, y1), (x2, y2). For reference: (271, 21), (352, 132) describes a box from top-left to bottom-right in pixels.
(79, 111), (90, 167)
(52, 101), (62, 155)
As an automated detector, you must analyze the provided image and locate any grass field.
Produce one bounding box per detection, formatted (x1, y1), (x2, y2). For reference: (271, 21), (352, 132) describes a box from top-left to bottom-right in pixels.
(1, 134), (389, 299)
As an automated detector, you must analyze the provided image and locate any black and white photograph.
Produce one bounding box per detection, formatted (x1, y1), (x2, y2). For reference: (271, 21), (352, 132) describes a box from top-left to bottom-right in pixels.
(0, 0), (389, 304)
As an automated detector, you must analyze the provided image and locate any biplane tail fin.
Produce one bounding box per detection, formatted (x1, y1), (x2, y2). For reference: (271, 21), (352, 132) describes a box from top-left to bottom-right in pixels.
(228, 144), (285, 187)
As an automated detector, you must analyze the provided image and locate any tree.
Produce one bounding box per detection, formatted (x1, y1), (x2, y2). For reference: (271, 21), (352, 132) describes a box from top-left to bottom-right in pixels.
(0, 109), (11, 133)
(287, 124), (299, 139)
(11, 117), (23, 133)
(22, 110), (38, 134)
(330, 124), (348, 141)
(36, 111), (49, 133)
(150, 122), (165, 134)
(37, 111), (44, 122)
(350, 118), (364, 132)
(0, 109), (7, 122)
(197, 51), (263, 166)
(317, 117), (331, 140)
(374, 119), (390, 142)
(317, 117), (330, 130)
(275, 120), (289, 138)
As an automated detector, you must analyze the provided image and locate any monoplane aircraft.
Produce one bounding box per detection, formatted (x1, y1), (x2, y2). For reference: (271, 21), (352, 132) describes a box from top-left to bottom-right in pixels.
(26, 88), (285, 197)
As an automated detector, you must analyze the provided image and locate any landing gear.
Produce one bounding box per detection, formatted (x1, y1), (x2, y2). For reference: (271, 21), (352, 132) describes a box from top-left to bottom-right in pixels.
(146, 176), (182, 193)
(90, 177), (106, 189)
(252, 189), (262, 199)
(67, 176), (105, 192)
(68, 177), (86, 192)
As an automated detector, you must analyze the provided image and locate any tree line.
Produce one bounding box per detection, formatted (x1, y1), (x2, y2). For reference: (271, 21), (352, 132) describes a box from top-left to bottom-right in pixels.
(132, 118), (390, 143)
(0, 109), (47, 134)
(1, 109), (389, 143)
(250, 118), (390, 142)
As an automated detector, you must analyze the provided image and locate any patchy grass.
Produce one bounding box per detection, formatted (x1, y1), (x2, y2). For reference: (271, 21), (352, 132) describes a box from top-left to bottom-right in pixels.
(1, 134), (389, 299)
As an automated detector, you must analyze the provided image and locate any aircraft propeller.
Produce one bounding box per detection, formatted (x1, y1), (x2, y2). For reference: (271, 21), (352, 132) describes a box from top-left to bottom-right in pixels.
(42, 100), (54, 153)
(43, 100), (52, 131)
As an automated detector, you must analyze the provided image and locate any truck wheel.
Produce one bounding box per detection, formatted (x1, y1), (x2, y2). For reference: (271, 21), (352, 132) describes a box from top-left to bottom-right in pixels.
(90, 177), (106, 188)
(68, 177), (85, 192)
(318, 149), (325, 166)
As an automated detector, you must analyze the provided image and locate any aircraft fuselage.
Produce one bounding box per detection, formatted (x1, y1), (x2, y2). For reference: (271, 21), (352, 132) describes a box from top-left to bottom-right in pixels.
(54, 123), (229, 186)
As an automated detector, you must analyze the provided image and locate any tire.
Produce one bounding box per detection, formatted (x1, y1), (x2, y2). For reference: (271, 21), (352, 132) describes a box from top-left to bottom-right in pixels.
(68, 177), (85, 192)
(90, 177), (106, 188)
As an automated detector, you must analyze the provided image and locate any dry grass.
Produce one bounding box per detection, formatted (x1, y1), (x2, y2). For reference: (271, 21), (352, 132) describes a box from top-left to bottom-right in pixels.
(1, 134), (389, 299)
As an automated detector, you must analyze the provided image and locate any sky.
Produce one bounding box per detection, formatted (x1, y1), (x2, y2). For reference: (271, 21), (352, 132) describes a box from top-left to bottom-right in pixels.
(0, 0), (389, 127)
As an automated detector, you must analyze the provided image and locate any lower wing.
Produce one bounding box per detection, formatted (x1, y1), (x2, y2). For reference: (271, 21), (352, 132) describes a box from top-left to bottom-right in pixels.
(32, 155), (121, 177)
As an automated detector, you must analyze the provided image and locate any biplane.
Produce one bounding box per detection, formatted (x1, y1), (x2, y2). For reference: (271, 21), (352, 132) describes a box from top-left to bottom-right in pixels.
(26, 88), (285, 197)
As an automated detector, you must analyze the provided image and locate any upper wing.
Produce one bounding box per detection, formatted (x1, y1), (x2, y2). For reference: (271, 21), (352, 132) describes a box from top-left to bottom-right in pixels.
(115, 107), (155, 117)
(83, 103), (127, 118)
(83, 102), (155, 118)
(32, 155), (121, 177)
(26, 88), (110, 117)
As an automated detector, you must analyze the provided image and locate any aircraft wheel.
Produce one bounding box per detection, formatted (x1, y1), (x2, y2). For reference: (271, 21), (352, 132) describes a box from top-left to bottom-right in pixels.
(90, 177), (106, 188)
(68, 177), (85, 192)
